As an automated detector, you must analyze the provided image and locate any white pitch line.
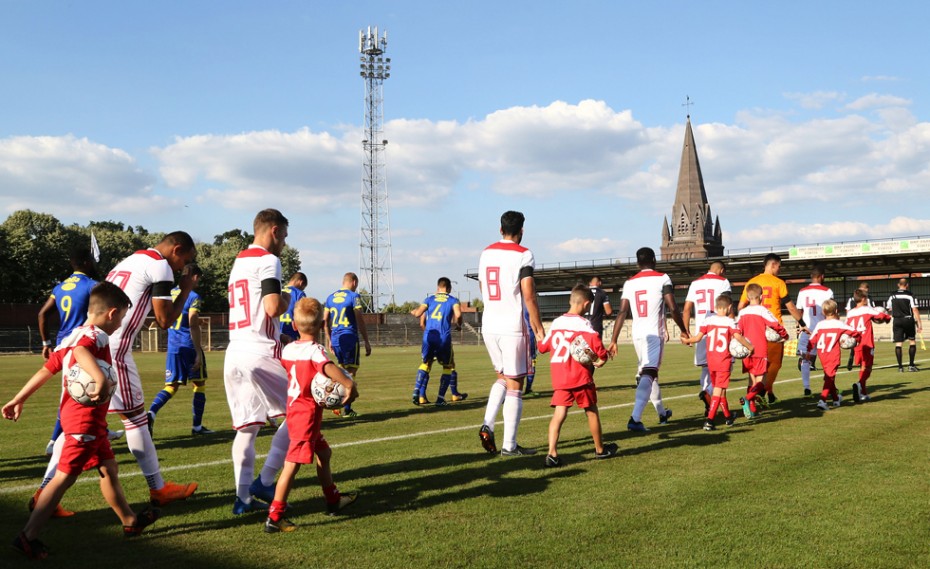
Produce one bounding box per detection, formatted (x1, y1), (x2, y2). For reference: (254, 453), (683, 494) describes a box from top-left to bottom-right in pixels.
(1, 360), (922, 495)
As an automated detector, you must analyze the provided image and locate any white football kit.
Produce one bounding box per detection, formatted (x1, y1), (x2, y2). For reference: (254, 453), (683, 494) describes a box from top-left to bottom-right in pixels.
(106, 249), (175, 413)
(685, 273), (731, 366)
(621, 270), (674, 372)
(478, 239), (534, 377)
(796, 284), (834, 354)
(224, 245), (288, 429)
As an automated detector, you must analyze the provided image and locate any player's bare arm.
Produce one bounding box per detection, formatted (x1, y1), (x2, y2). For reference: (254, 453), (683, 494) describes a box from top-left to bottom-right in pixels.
(607, 299), (631, 358)
(682, 300), (694, 335)
(603, 298), (613, 317)
(323, 362), (359, 405)
(409, 304), (428, 319)
(189, 307), (203, 368)
(453, 303), (463, 330)
(355, 308), (372, 356)
(914, 306), (922, 332)
(785, 300), (804, 328)
(666, 293), (690, 339)
(153, 275), (196, 328)
(521, 277), (545, 340)
(37, 296), (56, 360)
(71, 345), (106, 403)
(735, 331), (754, 354)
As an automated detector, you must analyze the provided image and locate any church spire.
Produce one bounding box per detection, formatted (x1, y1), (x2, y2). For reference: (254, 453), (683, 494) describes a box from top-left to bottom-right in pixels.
(660, 111), (724, 260)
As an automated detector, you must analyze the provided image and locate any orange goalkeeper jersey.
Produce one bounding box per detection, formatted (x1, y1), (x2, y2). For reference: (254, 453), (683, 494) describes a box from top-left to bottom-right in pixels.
(740, 273), (789, 324)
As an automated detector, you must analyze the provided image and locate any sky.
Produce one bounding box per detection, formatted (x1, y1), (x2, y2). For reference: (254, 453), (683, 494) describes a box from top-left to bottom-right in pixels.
(2, 1), (929, 306)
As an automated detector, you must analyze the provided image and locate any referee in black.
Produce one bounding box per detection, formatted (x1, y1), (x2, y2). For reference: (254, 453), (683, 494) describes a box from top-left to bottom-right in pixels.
(886, 278), (922, 372)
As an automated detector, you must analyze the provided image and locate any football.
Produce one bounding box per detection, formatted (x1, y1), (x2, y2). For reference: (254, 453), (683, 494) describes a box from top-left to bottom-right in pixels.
(839, 333), (858, 349)
(729, 338), (751, 359)
(765, 327), (785, 343)
(569, 335), (595, 365)
(310, 370), (349, 409)
(66, 360), (117, 406)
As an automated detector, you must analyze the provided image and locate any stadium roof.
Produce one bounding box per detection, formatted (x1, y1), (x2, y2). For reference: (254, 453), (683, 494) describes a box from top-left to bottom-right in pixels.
(464, 236), (930, 293)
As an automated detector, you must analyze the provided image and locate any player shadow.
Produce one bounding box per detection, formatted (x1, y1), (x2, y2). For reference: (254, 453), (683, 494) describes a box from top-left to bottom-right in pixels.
(317, 398), (486, 430)
(608, 427), (735, 456)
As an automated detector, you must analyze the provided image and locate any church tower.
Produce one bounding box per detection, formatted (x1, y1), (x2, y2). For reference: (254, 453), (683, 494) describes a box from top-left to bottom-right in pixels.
(660, 115), (724, 260)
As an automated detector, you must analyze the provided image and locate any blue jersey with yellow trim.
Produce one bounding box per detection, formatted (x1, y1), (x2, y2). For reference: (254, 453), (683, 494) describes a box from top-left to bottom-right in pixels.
(279, 284), (307, 339)
(325, 288), (361, 338)
(50, 272), (97, 344)
(167, 288), (201, 351)
(422, 292), (459, 340)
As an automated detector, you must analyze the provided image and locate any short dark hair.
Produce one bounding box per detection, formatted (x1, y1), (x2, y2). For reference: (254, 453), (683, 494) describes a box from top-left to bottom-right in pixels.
(182, 263), (203, 278)
(764, 253), (782, 265)
(853, 288), (868, 303)
(500, 211), (525, 237)
(437, 277), (452, 291)
(69, 246), (95, 268)
(88, 281), (132, 314)
(161, 231), (196, 253)
(571, 283), (594, 304)
(636, 247), (656, 268)
(290, 272), (307, 285)
(254, 209), (289, 233)
(811, 263), (825, 277)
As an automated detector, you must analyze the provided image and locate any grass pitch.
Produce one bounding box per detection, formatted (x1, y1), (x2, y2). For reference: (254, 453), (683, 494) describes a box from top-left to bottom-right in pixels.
(1, 344), (928, 568)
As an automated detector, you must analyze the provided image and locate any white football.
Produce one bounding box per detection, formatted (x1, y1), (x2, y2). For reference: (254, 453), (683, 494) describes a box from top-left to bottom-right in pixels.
(765, 327), (785, 343)
(839, 333), (858, 349)
(66, 360), (117, 406)
(569, 335), (595, 365)
(729, 338), (751, 359)
(310, 370), (349, 409)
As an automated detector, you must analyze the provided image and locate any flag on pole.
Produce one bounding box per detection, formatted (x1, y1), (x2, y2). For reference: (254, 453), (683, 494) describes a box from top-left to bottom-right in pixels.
(90, 231), (100, 263)
(920, 332), (927, 351)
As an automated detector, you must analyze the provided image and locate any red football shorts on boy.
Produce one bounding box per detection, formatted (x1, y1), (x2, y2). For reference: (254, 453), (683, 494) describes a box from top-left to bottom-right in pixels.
(286, 405), (330, 464)
(550, 384), (597, 409)
(710, 369), (731, 389)
(58, 434), (115, 476)
(854, 347), (873, 368)
(742, 355), (768, 377)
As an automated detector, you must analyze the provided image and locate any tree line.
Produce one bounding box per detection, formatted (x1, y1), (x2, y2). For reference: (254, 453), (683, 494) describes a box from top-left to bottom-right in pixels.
(0, 209), (300, 313)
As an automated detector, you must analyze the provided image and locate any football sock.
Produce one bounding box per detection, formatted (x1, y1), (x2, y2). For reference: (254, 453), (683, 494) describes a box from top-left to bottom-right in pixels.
(895, 346), (903, 367)
(49, 418), (63, 443)
(708, 396), (721, 420)
(419, 373), (430, 399)
(260, 421), (290, 487)
(449, 370), (461, 396)
(322, 483), (340, 504)
(413, 365), (429, 399)
(909, 345), (916, 366)
(502, 390), (523, 451)
(192, 383), (206, 428)
(232, 425), (260, 503)
(648, 376), (666, 417)
(800, 359), (812, 390)
(123, 415), (163, 490)
(631, 375), (653, 422)
(269, 500), (286, 523)
(149, 384), (177, 416)
(483, 379), (507, 428)
(437, 374), (451, 401)
(525, 373), (535, 392)
(40, 435), (65, 489)
(720, 397), (731, 418)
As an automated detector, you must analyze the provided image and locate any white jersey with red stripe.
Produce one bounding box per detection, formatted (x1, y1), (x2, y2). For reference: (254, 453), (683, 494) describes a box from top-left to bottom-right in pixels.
(685, 273), (732, 329)
(621, 270), (673, 340)
(796, 284), (834, 331)
(227, 245), (283, 358)
(478, 239), (535, 337)
(106, 249), (175, 357)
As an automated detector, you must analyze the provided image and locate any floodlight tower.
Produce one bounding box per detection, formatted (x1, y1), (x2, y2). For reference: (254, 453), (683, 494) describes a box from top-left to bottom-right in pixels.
(358, 25), (395, 312)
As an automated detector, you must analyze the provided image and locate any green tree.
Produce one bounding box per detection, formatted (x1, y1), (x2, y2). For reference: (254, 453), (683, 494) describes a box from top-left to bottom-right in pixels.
(0, 210), (71, 302)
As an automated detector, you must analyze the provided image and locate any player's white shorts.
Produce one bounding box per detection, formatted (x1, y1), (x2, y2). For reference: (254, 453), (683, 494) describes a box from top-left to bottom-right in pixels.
(693, 339), (707, 367)
(633, 334), (665, 372)
(224, 350), (288, 430)
(482, 333), (531, 379)
(109, 351), (145, 413)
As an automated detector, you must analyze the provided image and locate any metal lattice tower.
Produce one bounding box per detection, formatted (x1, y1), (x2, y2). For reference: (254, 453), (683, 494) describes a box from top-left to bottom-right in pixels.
(357, 26), (395, 312)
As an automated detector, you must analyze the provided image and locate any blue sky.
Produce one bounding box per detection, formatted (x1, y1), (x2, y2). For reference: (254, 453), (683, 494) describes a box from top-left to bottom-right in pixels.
(2, 1), (929, 305)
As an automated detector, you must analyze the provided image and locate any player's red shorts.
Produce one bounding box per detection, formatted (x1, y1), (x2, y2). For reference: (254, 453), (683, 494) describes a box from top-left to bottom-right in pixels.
(709, 369), (731, 389)
(286, 405), (330, 464)
(742, 355), (768, 377)
(58, 434), (115, 476)
(550, 384), (597, 409)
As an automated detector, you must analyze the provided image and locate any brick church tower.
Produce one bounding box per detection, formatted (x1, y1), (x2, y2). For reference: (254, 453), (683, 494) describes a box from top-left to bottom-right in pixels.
(660, 116), (724, 260)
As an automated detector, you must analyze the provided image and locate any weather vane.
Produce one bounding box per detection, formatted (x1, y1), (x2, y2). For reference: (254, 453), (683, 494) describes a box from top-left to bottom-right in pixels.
(682, 95), (694, 119)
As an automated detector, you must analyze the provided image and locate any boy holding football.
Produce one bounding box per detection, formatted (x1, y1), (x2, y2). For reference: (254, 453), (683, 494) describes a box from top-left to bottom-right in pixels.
(806, 299), (861, 410)
(3, 282), (159, 559)
(682, 295), (754, 430)
(538, 285), (617, 467)
(845, 289), (891, 402)
(265, 297), (359, 533)
(736, 284), (788, 418)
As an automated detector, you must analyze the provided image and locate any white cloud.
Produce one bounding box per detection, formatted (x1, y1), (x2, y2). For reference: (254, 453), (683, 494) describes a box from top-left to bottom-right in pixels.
(554, 237), (627, 256)
(861, 75), (900, 82)
(784, 91), (845, 110)
(845, 93), (911, 111)
(727, 217), (930, 246)
(0, 135), (164, 218)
